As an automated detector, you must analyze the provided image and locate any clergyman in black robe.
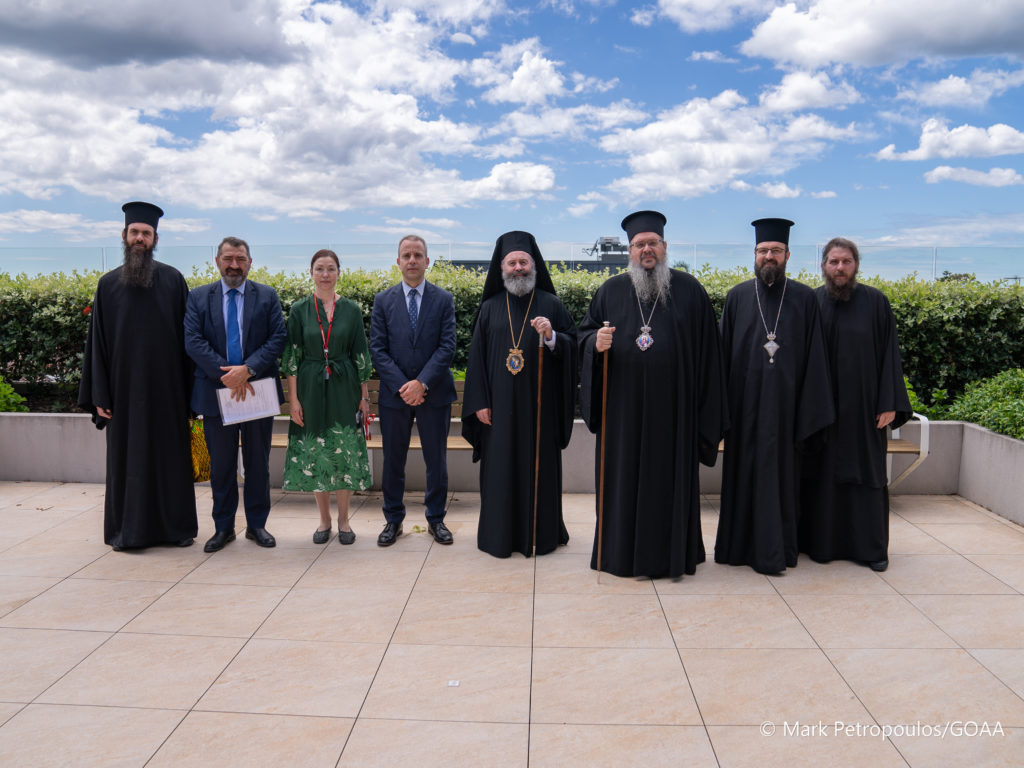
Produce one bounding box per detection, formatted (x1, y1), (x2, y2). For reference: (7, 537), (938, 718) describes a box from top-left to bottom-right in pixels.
(800, 238), (912, 571)
(579, 210), (727, 578)
(715, 218), (833, 574)
(78, 202), (198, 550)
(462, 231), (577, 558)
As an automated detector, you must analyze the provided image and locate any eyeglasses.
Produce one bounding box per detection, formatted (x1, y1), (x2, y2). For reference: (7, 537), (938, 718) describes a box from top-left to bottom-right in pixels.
(630, 239), (665, 250)
(755, 247), (787, 257)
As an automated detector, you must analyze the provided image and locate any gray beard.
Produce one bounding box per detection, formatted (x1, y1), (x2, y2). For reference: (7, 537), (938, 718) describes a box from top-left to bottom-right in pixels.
(121, 242), (155, 287)
(503, 271), (536, 297)
(825, 273), (858, 302)
(755, 261), (786, 286)
(628, 260), (671, 304)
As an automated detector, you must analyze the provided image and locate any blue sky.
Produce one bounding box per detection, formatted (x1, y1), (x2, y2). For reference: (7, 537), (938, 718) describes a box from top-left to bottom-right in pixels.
(1, 0), (1023, 256)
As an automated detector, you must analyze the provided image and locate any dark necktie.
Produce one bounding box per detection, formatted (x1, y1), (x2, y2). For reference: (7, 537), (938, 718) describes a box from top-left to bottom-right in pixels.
(408, 287), (418, 337)
(227, 288), (242, 365)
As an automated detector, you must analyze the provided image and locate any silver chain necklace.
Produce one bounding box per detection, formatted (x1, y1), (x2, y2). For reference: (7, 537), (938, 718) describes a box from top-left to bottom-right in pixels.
(634, 289), (657, 351)
(753, 277), (787, 364)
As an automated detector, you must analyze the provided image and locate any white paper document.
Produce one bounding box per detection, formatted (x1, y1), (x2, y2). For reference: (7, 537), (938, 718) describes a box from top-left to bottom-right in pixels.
(216, 377), (281, 425)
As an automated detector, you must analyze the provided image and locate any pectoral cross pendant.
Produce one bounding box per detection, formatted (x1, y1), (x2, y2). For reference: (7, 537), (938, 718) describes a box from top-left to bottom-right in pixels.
(763, 333), (779, 364)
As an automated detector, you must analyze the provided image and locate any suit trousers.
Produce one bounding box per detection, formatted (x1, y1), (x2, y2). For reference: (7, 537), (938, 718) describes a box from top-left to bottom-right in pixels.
(379, 402), (450, 524)
(202, 414), (274, 531)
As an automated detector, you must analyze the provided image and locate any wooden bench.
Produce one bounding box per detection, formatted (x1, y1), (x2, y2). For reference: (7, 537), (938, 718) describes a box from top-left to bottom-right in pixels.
(269, 379), (473, 451)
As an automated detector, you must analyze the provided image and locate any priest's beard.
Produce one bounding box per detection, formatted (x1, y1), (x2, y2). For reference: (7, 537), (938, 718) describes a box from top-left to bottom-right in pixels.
(121, 241), (156, 287)
(503, 270), (536, 297)
(825, 271), (858, 302)
(629, 259), (671, 304)
(755, 261), (786, 286)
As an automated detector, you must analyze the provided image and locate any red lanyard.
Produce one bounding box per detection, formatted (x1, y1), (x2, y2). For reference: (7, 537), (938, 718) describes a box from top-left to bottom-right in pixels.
(313, 295), (334, 378)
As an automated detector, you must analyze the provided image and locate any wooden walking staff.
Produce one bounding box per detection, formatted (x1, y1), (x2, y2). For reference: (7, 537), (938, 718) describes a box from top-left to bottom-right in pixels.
(531, 329), (545, 557)
(596, 320), (610, 583)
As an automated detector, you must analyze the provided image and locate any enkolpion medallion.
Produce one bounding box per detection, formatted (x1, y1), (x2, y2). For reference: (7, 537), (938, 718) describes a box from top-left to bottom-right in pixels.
(635, 327), (654, 351)
(505, 290), (535, 376)
(506, 347), (525, 374)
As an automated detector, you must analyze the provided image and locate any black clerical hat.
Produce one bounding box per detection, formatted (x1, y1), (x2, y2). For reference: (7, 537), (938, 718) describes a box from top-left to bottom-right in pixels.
(122, 201), (164, 231)
(751, 218), (794, 246)
(479, 230), (556, 304)
(621, 210), (667, 242)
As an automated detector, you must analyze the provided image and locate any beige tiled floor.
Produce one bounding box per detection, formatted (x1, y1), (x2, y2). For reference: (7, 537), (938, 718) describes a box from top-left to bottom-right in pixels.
(0, 484), (1022, 767)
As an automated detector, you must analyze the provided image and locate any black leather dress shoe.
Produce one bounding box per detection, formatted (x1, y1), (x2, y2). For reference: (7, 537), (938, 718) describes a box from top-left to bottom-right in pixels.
(176, 538), (195, 548)
(428, 521), (453, 545)
(869, 559), (889, 572)
(204, 529), (235, 553)
(377, 522), (402, 547)
(246, 527), (276, 547)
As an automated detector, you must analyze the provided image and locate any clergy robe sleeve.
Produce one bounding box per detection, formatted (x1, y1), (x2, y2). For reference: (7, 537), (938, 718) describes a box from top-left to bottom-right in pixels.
(78, 282), (112, 429)
(875, 293), (912, 430)
(696, 287), (728, 466)
(795, 293), (835, 445)
(577, 288), (606, 435)
(460, 315), (491, 461)
(549, 300), (579, 450)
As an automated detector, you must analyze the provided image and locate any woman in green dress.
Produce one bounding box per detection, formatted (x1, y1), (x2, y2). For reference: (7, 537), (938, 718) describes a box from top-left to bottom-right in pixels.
(283, 249), (372, 544)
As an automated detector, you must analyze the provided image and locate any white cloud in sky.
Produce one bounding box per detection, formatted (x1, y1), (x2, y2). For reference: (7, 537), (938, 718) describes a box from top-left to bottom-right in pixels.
(812, 190), (837, 198)
(868, 212), (1024, 246)
(877, 118), (1024, 161)
(450, 32), (477, 44)
(600, 89), (860, 199)
(0, 209), (210, 240)
(896, 68), (1024, 108)
(759, 72), (861, 112)
(653, 0), (775, 33)
(924, 166), (1024, 186)
(0, 0), (292, 66)
(499, 101), (647, 140)
(688, 50), (739, 63)
(0, 1), (568, 224)
(742, 0), (1024, 68)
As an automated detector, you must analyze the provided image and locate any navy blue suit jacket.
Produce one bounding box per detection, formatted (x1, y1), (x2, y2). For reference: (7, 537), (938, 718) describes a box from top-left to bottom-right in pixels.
(370, 281), (456, 408)
(184, 280), (287, 418)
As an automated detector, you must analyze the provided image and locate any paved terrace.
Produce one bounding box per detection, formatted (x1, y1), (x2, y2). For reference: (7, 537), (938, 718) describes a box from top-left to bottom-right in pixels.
(0, 482), (1022, 767)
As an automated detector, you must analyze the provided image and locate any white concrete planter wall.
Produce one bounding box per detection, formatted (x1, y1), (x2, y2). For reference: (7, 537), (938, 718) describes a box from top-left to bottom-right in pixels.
(1, 413), (1021, 526)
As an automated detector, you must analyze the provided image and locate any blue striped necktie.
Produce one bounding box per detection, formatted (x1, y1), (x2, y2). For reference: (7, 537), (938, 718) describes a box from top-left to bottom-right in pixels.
(227, 288), (242, 364)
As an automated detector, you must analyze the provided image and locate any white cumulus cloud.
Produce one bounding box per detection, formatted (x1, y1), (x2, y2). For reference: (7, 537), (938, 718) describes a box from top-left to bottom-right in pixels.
(742, 0), (1024, 69)
(896, 68), (1024, 108)
(877, 118), (1024, 161)
(923, 166), (1024, 186)
(759, 72), (861, 113)
(652, 0), (775, 33)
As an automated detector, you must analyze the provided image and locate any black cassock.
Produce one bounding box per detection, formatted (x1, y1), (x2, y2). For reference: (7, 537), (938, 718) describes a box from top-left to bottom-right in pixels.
(800, 284), (912, 563)
(462, 290), (577, 557)
(79, 262), (198, 548)
(579, 271), (726, 578)
(716, 277), (833, 574)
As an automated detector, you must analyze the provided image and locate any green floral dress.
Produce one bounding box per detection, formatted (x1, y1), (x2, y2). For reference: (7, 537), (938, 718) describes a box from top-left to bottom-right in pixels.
(282, 295), (372, 492)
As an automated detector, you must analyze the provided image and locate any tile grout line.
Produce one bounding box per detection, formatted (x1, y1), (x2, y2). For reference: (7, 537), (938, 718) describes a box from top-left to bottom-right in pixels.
(653, 563), (722, 767)
(329, 495), (440, 766)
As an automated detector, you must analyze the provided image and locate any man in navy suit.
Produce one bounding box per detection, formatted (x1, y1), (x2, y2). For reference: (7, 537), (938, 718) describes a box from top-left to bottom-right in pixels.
(184, 237), (287, 553)
(370, 235), (457, 546)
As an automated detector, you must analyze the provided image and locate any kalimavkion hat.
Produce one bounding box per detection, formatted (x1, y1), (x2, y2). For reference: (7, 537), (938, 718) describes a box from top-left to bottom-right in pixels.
(621, 210), (667, 242)
(122, 201), (164, 231)
(751, 217), (794, 246)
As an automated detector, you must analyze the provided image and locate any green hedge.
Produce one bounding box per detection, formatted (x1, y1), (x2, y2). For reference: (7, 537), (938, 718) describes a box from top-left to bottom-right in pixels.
(2, 266), (1022, 414)
(946, 369), (1024, 440)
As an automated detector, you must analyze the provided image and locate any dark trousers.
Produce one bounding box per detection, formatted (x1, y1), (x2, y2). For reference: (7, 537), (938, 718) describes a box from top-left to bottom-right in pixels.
(202, 414), (273, 531)
(379, 402), (450, 524)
